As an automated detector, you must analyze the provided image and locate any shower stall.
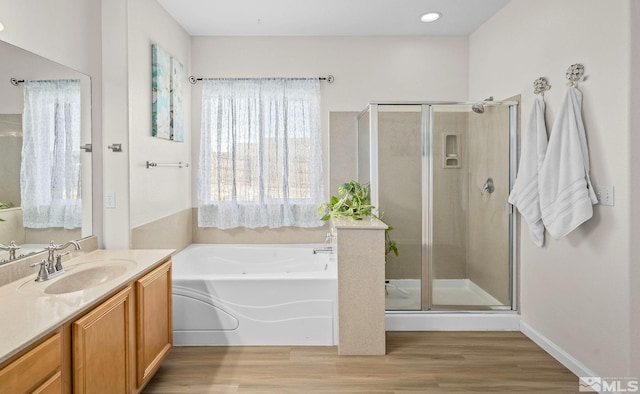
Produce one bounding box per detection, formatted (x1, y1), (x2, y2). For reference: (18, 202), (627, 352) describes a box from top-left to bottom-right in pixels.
(357, 101), (518, 311)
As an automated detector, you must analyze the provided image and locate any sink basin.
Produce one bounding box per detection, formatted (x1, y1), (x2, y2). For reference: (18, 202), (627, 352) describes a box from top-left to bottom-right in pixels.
(17, 259), (137, 295)
(44, 265), (129, 295)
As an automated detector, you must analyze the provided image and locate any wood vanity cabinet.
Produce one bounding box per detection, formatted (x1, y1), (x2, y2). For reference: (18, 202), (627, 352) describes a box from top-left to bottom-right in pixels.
(0, 258), (172, 394)
(0, 332), (64, 393)
(71, 258), (172, 393)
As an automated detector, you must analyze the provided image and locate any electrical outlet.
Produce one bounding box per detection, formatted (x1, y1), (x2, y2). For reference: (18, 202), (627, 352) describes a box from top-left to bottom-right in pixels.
(594, 185), (614, 206)
(105, 192), (116, 208)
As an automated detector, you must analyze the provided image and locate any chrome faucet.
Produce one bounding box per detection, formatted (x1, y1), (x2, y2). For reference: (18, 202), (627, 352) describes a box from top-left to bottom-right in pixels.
(0, 241), (20, 261)
(31, 240), (82, 281)
(324, 229), (337, 243)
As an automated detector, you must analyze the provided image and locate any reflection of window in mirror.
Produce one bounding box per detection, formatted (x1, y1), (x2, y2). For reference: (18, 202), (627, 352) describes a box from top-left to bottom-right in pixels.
(0, 39), (92, 263)
(21, 79), (82, 229)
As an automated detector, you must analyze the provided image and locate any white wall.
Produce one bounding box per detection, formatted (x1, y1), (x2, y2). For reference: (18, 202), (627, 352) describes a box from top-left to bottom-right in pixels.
(470, 0), (632, 377)
(629, 0), (640, 378)
(100, 0), (192, 248)
(190, 36), (469, 209)
(101, 0), (130, 248)
(127, 0), (191, 228)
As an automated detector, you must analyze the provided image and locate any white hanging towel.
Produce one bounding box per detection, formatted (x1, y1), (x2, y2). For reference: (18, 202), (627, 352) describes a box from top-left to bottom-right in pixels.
(508, 96), (548, 247)
(539, 86), (598, 238)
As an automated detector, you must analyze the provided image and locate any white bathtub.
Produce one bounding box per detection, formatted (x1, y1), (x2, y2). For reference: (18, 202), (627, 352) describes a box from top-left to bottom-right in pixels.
(172, 244), (337, 346)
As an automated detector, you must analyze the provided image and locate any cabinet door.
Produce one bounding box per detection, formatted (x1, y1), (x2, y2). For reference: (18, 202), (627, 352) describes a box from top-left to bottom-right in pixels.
(73, 286), (133, 394)
(135, 260), (172, 388)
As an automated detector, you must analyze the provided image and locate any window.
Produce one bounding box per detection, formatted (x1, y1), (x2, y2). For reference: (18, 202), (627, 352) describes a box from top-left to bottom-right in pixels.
(197, 78), (323, 229)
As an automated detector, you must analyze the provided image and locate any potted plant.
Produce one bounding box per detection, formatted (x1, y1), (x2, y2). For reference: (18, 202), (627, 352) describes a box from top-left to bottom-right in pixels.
(319, 181), (398, 257)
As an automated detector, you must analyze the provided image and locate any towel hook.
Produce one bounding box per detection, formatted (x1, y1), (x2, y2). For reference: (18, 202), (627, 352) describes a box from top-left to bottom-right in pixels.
(566, 64), (585, 87)
(533, 77), (551, 96)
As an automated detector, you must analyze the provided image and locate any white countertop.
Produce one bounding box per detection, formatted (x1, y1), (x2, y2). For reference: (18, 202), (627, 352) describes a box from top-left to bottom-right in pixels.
(0, 249), (174, 365)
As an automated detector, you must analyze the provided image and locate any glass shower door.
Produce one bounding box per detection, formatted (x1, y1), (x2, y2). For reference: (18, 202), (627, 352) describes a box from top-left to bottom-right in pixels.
(375, 105), (424, 310)
(429, 104), (512, 309)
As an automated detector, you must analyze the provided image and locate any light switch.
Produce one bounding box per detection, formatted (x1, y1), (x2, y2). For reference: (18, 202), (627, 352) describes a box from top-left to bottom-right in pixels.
(594, 185), (614, 206)
(105, 192), (116, 208)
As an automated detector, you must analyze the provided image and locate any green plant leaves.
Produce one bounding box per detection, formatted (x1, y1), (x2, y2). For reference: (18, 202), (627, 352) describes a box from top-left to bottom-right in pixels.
(319, 180), (399, 257)
(318, 181), (375, 221)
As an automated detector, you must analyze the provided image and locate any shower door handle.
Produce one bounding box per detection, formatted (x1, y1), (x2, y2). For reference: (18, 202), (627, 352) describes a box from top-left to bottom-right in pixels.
(481, 178), (495, 195)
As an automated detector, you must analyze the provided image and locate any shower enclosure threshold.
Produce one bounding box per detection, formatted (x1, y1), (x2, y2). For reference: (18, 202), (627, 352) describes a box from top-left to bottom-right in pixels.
(385, 311), (520, 331)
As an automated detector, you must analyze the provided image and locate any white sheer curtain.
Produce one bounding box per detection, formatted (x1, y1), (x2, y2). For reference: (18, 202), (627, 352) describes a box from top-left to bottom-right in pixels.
(21, 80), (82, 229)
(198, 78), (323, 229)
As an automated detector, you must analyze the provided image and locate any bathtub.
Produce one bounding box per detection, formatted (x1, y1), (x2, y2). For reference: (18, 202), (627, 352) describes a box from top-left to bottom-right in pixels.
(172, 243), (337, 346)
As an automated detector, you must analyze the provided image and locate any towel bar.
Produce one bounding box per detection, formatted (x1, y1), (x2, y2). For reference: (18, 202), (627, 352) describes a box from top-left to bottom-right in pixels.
(146, 161), (189, 168)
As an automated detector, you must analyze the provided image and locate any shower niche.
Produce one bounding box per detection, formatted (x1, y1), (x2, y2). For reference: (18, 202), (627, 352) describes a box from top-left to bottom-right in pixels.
(442, 133), (461, 168)
(357, 102), (517, 312)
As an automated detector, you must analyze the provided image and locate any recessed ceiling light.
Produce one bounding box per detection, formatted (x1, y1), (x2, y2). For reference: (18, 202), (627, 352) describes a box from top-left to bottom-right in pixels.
(420, 12), (441, 23)
(0, 22), (4, 32)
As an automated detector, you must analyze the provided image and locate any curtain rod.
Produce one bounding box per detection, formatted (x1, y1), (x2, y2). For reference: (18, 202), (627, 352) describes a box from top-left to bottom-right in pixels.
(9, 78), (80, 86)
(188, 75), (334, 85)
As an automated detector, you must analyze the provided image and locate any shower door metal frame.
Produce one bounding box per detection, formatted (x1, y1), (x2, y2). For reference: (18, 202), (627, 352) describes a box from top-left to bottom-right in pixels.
(421, 104), (432, 310)
(508, 103), (519, 312)
(369, 104), (380, 212)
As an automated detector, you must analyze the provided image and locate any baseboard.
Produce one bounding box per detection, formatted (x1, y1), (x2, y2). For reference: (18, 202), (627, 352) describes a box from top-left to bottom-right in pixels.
(520, 320), (598, 379)
(385, 312), (521, 331)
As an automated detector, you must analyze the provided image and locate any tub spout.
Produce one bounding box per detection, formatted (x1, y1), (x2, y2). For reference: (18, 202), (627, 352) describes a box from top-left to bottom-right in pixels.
(313, 246), (335, 254)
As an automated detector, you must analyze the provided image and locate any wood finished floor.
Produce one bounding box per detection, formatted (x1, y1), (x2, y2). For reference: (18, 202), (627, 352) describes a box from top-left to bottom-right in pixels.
(143, 332), (579, 393)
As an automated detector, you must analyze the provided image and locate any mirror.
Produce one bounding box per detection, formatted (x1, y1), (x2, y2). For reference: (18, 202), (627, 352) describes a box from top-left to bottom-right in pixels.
(0, 39), (92, 263)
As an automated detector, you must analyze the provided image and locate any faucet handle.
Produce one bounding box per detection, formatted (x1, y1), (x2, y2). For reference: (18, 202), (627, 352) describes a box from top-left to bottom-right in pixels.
(54, 251), (72, 272)
(29, 259), (45, 268)
(30, 259), (49, 282)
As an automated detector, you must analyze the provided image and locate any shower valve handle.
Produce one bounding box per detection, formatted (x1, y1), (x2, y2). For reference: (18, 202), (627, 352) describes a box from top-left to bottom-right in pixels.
(481, 178), (495, 195)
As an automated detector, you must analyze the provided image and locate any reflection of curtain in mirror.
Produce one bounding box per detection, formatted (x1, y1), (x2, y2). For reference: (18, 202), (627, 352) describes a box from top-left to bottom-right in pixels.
(21, 80), (81, 229)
